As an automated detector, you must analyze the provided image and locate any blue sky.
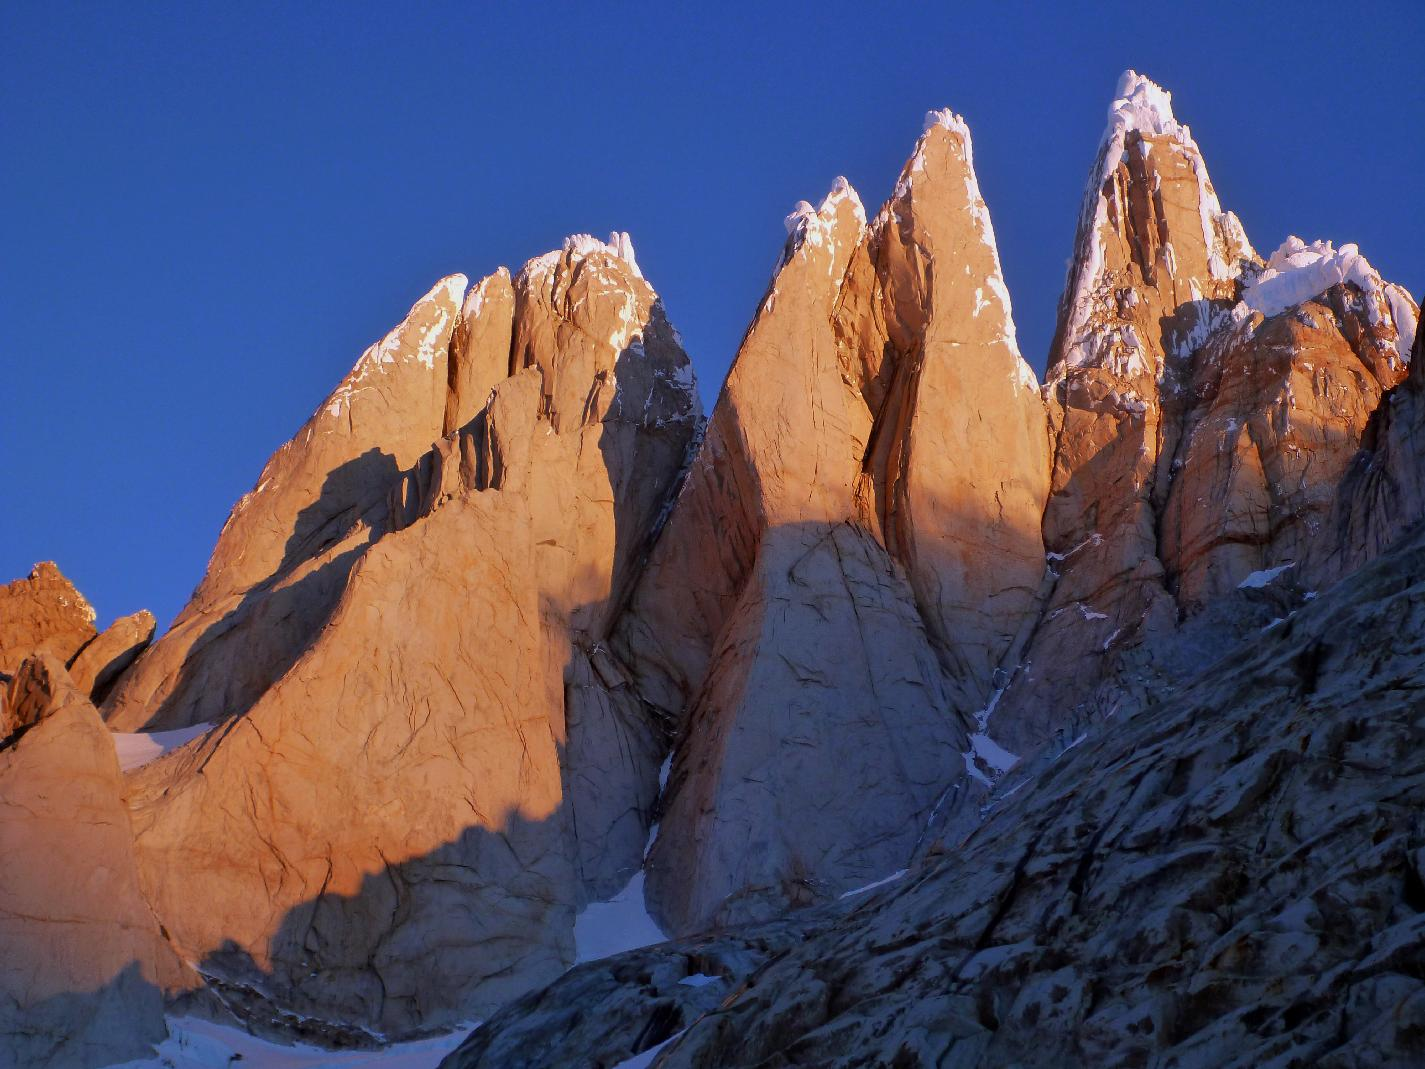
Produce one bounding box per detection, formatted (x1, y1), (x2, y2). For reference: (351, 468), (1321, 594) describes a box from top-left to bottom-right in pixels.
(4, 1), (1422, 629)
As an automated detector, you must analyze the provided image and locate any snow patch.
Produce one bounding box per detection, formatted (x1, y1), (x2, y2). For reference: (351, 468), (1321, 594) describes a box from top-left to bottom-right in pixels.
(112, 724), (213, 772)
(1237, 562), (1295, 589)
(1241, 237), (1386, 319)
(612, 1032), (686, 1069)
(677, 973), (722, 988)
(778, 177), (865, 278)
(839, 868), (908, 900)
(521, 233), (645, 283)
(574, 870), (666, 964)
(323, 276), (465, 420)
(107, 1014), (474, 1069)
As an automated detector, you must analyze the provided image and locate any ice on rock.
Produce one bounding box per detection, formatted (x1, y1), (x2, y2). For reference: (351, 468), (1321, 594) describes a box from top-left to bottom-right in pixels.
(462, 267), (510, 320)
(1240, 237), (1419, 361)
(778, 176), (866, 276)
(608, 231), (644, 279)
(1056, 72), (1256, 377)
(323, 275), (466, 419)
(521, 232), (646, 282)
(1107, 70), (1179, 138)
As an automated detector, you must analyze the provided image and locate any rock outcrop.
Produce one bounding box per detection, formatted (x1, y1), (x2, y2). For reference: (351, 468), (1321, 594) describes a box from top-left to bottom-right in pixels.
(0, 562), (96, 678)
(990, 72), (1418, 757)
(619, 112), (1050, 935)
(116, 234), (700, 1037)
(67, 609), (155, 704)
(0, 656), (190, 1069)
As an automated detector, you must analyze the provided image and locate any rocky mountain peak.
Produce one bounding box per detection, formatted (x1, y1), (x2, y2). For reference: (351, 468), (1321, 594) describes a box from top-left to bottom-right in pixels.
(2, 73), (1421, 1069)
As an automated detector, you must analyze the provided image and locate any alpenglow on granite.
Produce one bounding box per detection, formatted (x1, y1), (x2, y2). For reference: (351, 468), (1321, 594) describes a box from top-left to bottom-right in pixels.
(0, 70), (1420, 1069)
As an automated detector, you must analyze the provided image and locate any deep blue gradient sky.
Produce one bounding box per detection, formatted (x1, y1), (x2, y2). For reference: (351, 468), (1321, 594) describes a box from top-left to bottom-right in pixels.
(5, 2), (1422, 630)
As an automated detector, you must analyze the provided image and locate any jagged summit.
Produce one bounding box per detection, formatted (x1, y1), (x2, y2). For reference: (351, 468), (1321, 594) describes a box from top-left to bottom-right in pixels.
(520, 230), (645, 282)
(1106, 69), (1181, 138)
(1054, 70), (1255, 379)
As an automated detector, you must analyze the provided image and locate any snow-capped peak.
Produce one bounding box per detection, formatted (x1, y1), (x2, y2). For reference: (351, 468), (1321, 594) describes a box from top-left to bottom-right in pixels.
(777, 176), (866, 278)
(520, 233), (646, 283)
(462, 267), (510, 320)
(923, 107), (971, 139)
(1108, 70), (1179, 139)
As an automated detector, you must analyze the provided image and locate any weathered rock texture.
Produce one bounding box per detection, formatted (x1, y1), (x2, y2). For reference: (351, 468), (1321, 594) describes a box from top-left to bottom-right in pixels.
(445, 508), (1425, 1069)
(0, 656), (190, 1069)
(621, 112), (1051, 935)
(118, 235), (700, 1037)
(0, 562), (96, 677)
(990, 72), (1418, 757)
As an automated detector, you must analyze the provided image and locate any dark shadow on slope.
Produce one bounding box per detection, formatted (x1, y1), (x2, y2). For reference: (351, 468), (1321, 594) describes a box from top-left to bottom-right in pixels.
(132, 449), (401, 730)
(0, 961), (168, 1069)
(193, 808), (577, 1049)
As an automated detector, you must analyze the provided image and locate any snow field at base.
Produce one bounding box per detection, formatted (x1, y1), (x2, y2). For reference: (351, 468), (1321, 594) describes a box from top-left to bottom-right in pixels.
(573, 869), (668, 964)
(572, 752), (673, 964)
(105, 1015), (474, 1069)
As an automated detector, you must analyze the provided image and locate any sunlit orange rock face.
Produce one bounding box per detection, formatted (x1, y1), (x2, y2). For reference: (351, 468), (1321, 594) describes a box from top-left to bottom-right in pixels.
(987, 72), (1418, 756)
(0, 656), (192, 1069)
(117, 236), (700, 1035)
(622, 114), (1052, 934)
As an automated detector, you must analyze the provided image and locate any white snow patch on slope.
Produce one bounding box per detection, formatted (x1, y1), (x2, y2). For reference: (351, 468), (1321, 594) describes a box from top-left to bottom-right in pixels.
(839, 868), (908, 900)
(677, 973), (722, 988)
(323, 275), (465, 419)
(574, 869), (666, 963)
(112, 724), (213, 772)
(1237, 562), (1295, 589)
(611, 1031), (686, 1069)
(106, 1014), (473, 1069)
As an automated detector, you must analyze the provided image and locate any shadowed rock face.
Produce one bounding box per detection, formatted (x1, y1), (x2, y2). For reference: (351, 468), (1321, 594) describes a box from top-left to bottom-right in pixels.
(1317, 309), (1425, 583)
(621, 113), (1051, 935)
(118, 235), (701, 1037)
(0, 656), (192, 1069)
(442, 510), (1425, 1069)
